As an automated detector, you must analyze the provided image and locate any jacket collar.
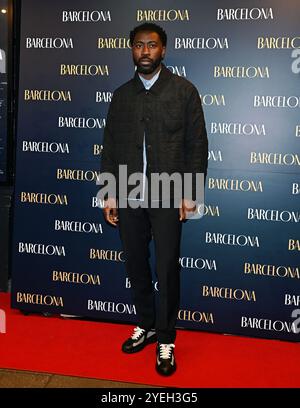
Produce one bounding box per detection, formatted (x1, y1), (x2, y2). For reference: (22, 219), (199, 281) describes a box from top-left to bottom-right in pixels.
(133, 63), (172, 95)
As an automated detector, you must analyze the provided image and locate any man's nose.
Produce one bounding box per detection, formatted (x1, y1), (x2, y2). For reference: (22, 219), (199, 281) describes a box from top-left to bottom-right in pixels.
(141, 44), (150, 54)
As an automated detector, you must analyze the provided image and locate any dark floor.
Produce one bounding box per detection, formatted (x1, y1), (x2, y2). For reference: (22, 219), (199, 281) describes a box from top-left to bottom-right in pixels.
(0, 368), (156, 388)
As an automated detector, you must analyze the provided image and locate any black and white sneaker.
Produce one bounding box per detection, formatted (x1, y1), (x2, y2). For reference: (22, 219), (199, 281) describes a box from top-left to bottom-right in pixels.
(156, 343), (176, 376)
(122, 326), (157, 353)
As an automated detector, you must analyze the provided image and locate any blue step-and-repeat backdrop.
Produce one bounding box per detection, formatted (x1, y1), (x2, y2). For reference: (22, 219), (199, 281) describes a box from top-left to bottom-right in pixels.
(11, 0), (300, 341)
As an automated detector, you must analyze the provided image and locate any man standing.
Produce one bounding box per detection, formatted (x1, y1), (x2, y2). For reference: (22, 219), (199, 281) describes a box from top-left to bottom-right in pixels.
(100, 23), (208, 376)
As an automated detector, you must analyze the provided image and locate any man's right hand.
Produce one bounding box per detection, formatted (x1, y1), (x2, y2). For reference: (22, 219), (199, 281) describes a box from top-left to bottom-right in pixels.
(103, 197), (119, 226)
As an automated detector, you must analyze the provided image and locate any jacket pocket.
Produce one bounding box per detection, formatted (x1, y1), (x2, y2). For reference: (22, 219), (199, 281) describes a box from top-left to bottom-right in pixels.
(161, 101), (184, 134)
(163, 117), (183, 134)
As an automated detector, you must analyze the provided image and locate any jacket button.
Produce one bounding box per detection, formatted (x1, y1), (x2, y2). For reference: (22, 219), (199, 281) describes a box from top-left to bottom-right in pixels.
(147, 144), (152, 149)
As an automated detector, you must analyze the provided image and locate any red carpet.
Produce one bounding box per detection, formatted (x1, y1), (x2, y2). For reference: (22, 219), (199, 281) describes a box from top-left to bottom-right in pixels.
(0, 293), (299, 387)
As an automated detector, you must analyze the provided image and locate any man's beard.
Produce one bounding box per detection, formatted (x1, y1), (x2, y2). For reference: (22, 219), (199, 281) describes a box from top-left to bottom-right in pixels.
(134, 56), (163, 75)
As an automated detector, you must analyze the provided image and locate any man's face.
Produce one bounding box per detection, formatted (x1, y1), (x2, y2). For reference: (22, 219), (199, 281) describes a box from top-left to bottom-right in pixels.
(132, 31), (166, 76)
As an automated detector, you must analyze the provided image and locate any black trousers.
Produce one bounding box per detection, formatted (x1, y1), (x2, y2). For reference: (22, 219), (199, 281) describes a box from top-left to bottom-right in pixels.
(118, 205), (182, 344)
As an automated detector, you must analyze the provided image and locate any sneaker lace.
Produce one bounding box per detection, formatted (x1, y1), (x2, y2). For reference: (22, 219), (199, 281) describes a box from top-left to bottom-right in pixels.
(159, 343), (175, 359)
(131, 326), (145, 340)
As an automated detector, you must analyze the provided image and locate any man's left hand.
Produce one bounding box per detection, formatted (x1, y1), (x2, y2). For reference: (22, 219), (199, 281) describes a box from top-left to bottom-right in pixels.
(179, 198), (197, 221)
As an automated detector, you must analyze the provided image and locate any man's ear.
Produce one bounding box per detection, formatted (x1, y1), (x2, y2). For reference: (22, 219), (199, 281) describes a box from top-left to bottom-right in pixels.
(162, 46), (166, 59)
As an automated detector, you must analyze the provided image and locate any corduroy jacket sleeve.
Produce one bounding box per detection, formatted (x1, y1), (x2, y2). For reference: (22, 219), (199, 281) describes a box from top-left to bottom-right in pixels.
(184, 86), (208, 201)
(100, 94), (117, 177)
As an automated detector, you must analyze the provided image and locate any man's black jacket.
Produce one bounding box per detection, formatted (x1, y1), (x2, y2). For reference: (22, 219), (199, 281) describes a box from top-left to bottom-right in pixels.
(100, 63), (208, 200)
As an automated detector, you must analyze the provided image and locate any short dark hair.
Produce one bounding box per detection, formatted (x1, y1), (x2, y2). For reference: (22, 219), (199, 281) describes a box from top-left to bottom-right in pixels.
(129, 23), (167, 47)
